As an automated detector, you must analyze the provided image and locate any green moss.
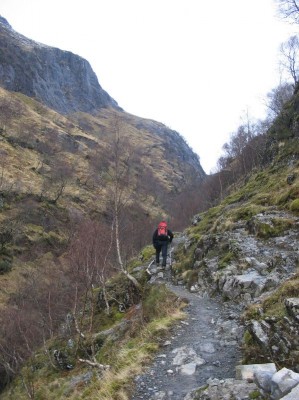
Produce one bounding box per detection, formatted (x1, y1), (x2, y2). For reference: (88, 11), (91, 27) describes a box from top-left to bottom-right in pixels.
(290, 198), (299, 212)
(232, 204), (264, 221)
(243, 330), (253, 345)
(262, 275), (299, 318)
(140, 245), (155, 262)
(242, 304), (262, 321)
(218, 251), (235, 269)
(94, 304), (125, 331)
(188, 206), (224, 236)
(249, 390), (262, 399)
(256, 218), (294, 239)
(172, 242), (196, 277)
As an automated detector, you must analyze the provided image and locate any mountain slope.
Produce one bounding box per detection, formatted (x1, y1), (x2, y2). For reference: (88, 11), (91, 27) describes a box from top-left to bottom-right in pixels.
(0, 17), (207, 393)
(0, 19), (206, 389)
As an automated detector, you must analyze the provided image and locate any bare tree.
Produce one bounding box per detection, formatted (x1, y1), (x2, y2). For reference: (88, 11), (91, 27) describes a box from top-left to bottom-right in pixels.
(39, 159), (73, 203)
(279, 35), (299, 86)
(266, 82), (294, 119)
(275, 0), (299, 24)
(107, 115), (141, 290)
(68, 219), (114, 329)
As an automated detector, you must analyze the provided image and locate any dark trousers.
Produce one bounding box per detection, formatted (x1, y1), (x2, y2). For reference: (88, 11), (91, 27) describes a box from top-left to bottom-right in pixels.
(155, 241), (168, 266)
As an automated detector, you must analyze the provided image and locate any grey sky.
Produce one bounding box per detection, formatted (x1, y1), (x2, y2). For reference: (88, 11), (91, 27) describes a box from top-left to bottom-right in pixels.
(1, 0), (296, 172)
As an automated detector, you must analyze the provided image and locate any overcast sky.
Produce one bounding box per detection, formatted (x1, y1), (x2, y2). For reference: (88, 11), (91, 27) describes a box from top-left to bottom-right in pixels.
(1, 0), (297, 173)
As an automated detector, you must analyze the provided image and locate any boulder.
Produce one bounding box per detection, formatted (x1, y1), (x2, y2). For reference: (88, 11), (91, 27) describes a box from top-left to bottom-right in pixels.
(171, 346), (205, 375)
(235, 362), (276, 382)
(271, 367), (299, 399)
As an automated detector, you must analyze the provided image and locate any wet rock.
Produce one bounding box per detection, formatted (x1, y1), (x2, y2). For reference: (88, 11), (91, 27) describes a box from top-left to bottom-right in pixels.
(150, 391), (167, 399)
(183, 378), (260, 400)
(250, 320), (271, 348)
(199, 342), (216, 353)
(236, 362), (276, 382)
(254, 365), (278, 394)
(180, 362), (198, 375)
(171, 346), (205, 374)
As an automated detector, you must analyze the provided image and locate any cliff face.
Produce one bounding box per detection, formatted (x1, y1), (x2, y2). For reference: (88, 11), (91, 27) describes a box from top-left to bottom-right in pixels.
(0, 16), (120, 114)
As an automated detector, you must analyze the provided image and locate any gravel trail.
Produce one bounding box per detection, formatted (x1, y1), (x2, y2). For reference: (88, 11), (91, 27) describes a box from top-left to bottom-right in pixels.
(131, 237), (243, 400)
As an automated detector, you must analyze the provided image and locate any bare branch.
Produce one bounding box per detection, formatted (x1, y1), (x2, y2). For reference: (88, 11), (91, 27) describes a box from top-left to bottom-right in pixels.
(78, 358), (110, 370)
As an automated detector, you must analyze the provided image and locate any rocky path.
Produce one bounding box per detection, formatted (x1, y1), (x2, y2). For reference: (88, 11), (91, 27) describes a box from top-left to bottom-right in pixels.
(131, 238), (243, 400)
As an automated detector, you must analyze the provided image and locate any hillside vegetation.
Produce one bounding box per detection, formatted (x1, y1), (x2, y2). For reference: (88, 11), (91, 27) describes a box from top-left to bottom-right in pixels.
(0, 12), (299, 400)
(1, 96), (298, 398)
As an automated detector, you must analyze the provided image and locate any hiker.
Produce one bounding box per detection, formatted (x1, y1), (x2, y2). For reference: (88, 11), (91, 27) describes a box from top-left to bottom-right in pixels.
(152, 220), (173, 267)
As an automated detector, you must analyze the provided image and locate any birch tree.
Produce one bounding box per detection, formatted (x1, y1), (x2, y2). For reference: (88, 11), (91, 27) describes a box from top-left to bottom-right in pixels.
(107, 115), (141, 290)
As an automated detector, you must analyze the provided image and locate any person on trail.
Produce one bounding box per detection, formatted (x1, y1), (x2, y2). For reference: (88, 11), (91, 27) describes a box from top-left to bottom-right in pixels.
(152, 220), (173, 267)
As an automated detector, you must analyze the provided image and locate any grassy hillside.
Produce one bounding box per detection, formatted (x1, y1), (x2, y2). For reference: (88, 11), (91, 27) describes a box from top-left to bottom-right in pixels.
(0, 86), (204, 296)
(0, 85), (205, 395)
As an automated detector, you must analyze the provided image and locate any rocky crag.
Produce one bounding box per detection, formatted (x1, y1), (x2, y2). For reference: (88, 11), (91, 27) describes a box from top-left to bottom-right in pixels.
(0, 16), (120, 114)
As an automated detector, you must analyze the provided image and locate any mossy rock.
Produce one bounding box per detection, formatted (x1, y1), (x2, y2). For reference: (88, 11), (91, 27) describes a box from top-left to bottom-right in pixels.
(232, 205), (265, 222)
(256, 218), (294, 239)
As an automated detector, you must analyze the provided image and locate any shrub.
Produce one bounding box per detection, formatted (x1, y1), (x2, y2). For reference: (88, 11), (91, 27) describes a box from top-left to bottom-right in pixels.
(0, 258), (12, 274)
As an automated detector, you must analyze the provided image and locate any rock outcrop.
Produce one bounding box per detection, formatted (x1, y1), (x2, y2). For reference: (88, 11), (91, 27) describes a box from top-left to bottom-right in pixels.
(0, 16), (120, 114)
(186, 209), (299, 369)
(185, 364), (299, 399)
